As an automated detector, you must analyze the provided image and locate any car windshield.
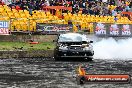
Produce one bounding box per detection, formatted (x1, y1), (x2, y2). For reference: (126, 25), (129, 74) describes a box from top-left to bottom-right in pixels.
(58, 33), (88, 42)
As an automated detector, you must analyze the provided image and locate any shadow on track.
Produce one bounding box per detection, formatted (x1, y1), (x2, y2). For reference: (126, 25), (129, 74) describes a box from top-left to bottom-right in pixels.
(55, 57), (94, 62)
(19, 57), (94, 64)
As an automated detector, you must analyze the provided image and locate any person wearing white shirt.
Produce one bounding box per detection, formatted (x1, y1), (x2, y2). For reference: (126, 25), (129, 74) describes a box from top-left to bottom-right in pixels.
(2, 0), (12, 5)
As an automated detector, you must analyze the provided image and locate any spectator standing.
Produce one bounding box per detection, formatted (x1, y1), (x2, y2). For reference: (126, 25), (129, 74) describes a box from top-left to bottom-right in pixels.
(21, 0), (33, 15)
(111, 9), (117, 16)
(0, 0), (5, 5)
(14, 0), (21, 6)
(2, 0), (12, 5)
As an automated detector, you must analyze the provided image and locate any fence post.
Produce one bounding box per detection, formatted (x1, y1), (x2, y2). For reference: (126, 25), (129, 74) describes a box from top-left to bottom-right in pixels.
(28, 18), (30, 32)
(10, 18), (12, 33)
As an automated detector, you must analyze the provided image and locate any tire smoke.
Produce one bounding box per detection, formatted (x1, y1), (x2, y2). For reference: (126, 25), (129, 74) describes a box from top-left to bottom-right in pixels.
(93, 37), (132, 60)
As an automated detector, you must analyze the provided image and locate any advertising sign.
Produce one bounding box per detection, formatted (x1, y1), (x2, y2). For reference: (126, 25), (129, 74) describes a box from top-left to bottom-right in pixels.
(94, 23), (106, 35)
(36, 23), (73, 34)
(122, 24), (131, 36)
(0, 21), (9, 35)
(109, 24), (119, 36)
(94, 23), (132, 37)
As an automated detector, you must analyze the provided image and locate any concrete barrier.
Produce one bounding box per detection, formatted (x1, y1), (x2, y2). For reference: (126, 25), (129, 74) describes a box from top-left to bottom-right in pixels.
(0, 35), (57, 42)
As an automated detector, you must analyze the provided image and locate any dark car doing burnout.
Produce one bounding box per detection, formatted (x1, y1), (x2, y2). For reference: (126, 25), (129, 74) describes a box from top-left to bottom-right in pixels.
(54, 33), (94, 61)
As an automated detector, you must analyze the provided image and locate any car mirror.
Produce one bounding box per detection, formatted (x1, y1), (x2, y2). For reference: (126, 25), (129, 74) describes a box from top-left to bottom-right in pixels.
(90, 41), (93, 43)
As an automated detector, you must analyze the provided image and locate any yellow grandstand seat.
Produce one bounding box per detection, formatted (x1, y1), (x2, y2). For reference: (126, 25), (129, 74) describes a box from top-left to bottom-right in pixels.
(0, 7), (4, 12)
(21, 23), (28, 31)
(0, 17), (5, 21)
(16, 24), (22, 31)
(0, 5), (3, 8)
(23, 18), (28, 22)
(36, 12), (43, 18)
(77, 14), (82, 17)
(29, 25), (34, 31)
(25, 13), (31, 18)
(32, 14), (38, 19)
(12, 9), (18, 13)
(63, 13), (67, 16)
(19, 10), (24, 14)
(12, 21), (17, 27)
(73, 24), (78, 32)
(10, 25), (15, 31)
(3, 17), (10, 21)
(52, 16), (58, 20)
(80, 22), (86, 30)
(8, 12), (15, 18)
(68, 12), (72, 16)
(3, 5), (8, 8)
(46, 11), (51, 16)
(23, 10), (29, 14)
(20, 13), (26, 18)
(5, 8), (12, 12)
(40, 12), (46, 18)
(14, 13), (20, 18)
(64, 15), (69, 22)
(1, 12), (8, 16)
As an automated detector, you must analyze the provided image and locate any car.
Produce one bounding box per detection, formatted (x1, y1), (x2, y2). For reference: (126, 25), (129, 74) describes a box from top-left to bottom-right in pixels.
(54, 33), (94, 61)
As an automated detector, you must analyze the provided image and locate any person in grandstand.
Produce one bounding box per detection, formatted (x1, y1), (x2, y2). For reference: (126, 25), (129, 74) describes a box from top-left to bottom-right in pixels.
(20, 0), (34, 15)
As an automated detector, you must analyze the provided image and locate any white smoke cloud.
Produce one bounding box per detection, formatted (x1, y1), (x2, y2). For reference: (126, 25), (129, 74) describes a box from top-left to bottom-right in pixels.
(93, 37), (132, 60)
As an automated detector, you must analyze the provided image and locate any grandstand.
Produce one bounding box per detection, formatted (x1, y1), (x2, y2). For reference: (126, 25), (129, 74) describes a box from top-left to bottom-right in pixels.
(0, 0), (131, 33)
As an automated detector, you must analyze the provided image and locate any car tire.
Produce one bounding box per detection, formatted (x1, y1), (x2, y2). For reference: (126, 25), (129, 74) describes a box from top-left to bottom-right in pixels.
(54, 56), (61, 61)
(89, 56), (93, 61)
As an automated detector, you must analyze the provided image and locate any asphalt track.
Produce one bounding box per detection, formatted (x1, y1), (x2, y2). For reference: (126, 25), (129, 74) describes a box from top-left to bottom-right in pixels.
(0, 58), (131, 88)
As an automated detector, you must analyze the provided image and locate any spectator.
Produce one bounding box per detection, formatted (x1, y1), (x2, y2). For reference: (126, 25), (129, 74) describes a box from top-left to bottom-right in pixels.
(21, 0), (33, 15)
(4, 0), (131, 18)
(9, 0), (21, 9)
(114, 16), (118, 22)
(14, 0), (21, 6)
(0, 0), (5, 5)
(2, 0), (11, 5)
(112, 9), (117, 16)
(20, 0), (29, 10)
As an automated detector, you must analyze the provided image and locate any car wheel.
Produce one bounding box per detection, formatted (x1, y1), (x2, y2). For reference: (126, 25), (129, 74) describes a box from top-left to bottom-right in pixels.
(54, 56), (61, 61)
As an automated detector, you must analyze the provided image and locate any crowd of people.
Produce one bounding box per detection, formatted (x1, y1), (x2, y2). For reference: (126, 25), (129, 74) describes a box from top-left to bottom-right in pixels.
(0, 0), (132, 17)
(8, 0), (49, 10)
(50, 0), (132, 16)
(0, 0), (49, 10)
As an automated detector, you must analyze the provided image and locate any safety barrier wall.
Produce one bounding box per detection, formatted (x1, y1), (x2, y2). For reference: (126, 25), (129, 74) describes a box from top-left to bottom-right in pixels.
(1, 17), (132, 36)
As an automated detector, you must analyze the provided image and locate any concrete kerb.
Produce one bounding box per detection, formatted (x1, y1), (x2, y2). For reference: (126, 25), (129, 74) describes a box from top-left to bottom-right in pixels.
(0, 50), (54, 58)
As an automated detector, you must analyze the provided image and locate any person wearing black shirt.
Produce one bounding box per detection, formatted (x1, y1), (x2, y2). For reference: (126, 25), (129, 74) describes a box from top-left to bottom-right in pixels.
(20, 0), (33, 15)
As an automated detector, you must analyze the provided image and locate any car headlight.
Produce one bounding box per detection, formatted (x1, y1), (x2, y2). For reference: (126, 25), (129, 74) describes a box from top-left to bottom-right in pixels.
(83, 44), (93, 50)
(59, 46), (68, 50)
(81, 44), (89, 48)
(83, 47), (90, 50)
